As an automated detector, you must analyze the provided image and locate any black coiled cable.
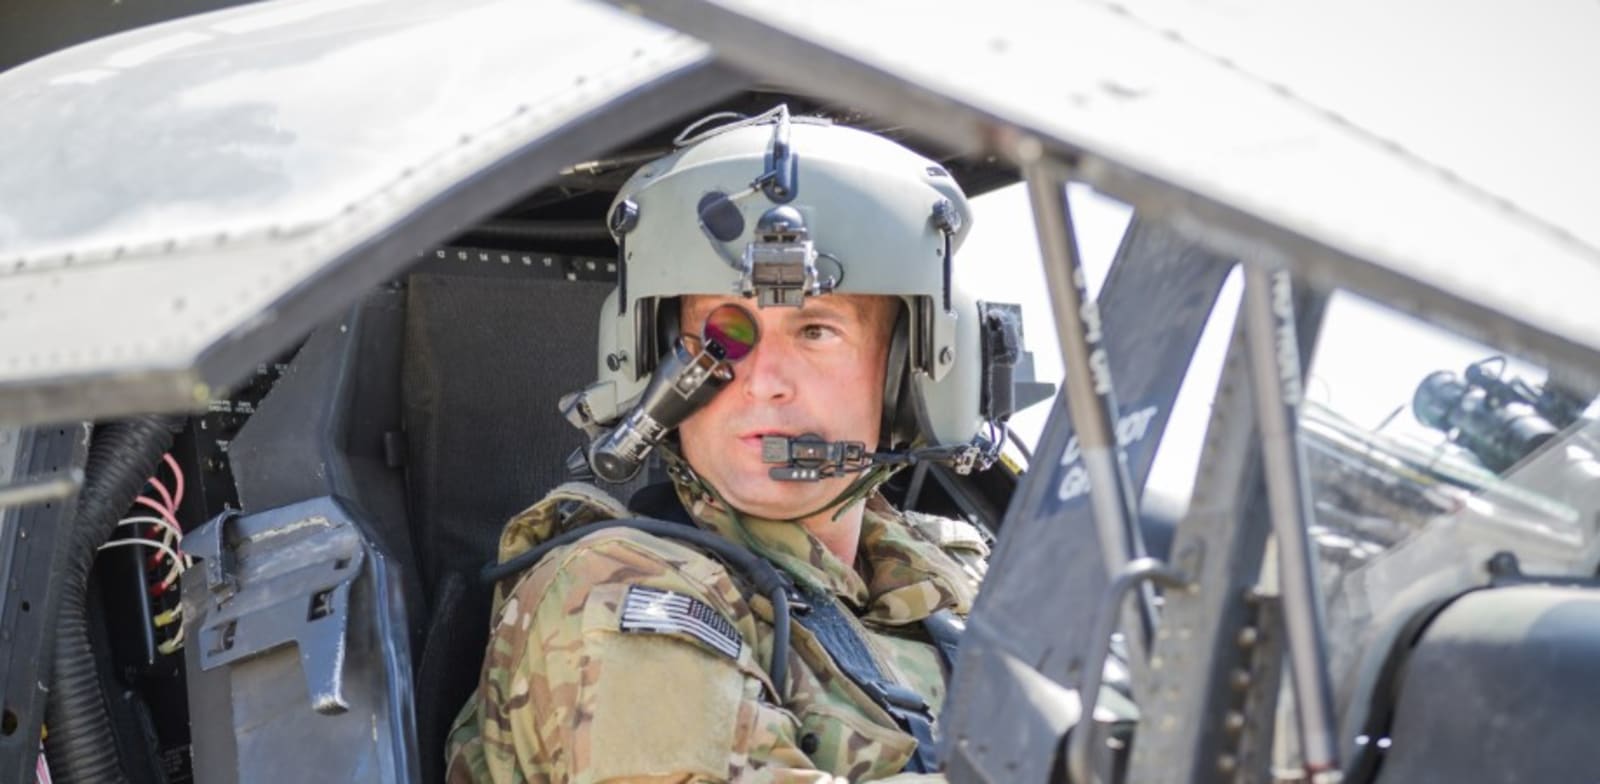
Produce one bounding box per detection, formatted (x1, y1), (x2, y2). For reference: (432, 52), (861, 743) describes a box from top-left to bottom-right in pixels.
(45, 416), (177, 784)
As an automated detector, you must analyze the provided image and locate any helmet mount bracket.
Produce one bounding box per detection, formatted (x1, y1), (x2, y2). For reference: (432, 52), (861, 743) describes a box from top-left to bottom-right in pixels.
(760, 106), (799, 204)
(738, 206), (838, 308)
(610, 199), (640, 316)
(931, 198), (963, 314)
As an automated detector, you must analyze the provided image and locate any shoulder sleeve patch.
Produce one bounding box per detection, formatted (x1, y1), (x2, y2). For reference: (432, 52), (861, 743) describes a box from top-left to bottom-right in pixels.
(619, 585), (743, 661)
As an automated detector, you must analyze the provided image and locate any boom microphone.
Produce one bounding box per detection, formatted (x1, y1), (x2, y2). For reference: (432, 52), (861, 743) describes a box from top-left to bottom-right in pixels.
(761, 432), (1000, 481)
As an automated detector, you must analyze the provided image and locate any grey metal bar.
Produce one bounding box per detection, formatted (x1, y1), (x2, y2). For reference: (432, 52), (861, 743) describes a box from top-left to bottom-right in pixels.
(1125, 282), (1328, 783)
(1068, 557), (1192, 784)
(1018, 141), (1157, 659)
(0, 469), (81, 510)
(1240, 263), (1340, 777)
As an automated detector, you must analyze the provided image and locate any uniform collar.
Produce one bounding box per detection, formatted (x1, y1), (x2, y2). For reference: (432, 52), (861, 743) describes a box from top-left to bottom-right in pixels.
(857, 494), (976, 623)
(674, 483), (974, 623)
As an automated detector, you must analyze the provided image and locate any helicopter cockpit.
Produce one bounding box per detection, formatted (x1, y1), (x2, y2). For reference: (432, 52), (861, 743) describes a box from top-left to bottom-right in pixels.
(3, 1), (1600, 783)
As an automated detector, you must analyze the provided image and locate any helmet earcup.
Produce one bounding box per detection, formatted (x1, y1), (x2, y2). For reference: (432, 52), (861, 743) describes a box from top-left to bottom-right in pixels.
(880, 302), (920, 450)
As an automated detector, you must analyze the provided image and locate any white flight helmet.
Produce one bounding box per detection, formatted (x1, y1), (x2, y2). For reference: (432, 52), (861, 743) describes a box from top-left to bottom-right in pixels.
(565, 108), (1007, 465)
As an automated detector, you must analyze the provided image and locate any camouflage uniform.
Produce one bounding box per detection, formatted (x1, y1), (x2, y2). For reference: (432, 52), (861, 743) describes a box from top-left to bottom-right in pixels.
(446, 480), (988, 783)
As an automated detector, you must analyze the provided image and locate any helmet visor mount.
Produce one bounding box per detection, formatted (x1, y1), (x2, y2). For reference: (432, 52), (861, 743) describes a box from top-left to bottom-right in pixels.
(737, 205), (842, 308)
(694, 105), (843, 310)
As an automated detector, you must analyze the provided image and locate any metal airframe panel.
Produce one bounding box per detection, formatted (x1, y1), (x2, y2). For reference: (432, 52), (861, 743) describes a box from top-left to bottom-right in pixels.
(0, 0), (692, 261)
(1120, 0), (1600, 257)
(0, 0), (721, 425)
(622, 0), (1600, 378)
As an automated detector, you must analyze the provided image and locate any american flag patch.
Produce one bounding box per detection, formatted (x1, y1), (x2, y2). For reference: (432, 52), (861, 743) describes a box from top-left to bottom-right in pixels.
(619, 586), (742, 661)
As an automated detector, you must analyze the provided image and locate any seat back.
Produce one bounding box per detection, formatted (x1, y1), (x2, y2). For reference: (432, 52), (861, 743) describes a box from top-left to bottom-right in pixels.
(401, 248), (643, 781)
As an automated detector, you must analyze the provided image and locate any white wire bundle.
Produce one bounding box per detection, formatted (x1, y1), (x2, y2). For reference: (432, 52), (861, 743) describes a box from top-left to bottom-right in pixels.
(97, 454), (189, 654)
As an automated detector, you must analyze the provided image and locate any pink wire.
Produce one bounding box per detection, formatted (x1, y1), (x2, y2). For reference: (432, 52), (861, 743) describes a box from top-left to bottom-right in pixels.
(145, 476), (176, 517)
(133, 495), (184, 564)
(162, 453), (185, 510)
(135, 486), (182, 533)
(133, 496), (175, 526)
(137, 479), (176, 568)
(136, 454), (188, 589)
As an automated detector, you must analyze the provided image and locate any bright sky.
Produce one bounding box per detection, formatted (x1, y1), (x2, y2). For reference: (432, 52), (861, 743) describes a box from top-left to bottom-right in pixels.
(962, 182), (1547, 504)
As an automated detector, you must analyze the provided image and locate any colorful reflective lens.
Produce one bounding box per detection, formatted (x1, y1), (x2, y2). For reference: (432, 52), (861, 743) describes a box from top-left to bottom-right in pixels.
(703, 303), (758, 361)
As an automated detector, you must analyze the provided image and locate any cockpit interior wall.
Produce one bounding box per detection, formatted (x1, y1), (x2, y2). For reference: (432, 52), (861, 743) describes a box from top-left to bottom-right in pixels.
(400, 251), (645, 592)
(0, 0), (261, 73)
(138, 247), (653, 783)
(401, 249), (657, 782)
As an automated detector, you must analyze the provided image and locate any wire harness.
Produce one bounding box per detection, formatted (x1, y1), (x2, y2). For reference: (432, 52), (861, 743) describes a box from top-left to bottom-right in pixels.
(97, 453), (191, 654)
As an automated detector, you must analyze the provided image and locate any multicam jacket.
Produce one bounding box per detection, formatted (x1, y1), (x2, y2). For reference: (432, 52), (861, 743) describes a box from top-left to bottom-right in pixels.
(445, 481), (989, 783)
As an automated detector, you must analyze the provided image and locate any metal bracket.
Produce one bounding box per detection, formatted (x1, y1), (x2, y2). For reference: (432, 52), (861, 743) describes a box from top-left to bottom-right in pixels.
(738, 205), (838, 307)
(183, 499), (367, 714)
(1486, 549), (1600, 589)
(1069, 552), (1199, 784)
(0, 468), (81, 510)
(1232, 589), (1287, 784)
(190, 511), (242, 604)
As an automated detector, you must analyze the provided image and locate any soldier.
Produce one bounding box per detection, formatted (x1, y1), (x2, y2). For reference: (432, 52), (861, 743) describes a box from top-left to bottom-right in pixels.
(447, 109), (1013, 782)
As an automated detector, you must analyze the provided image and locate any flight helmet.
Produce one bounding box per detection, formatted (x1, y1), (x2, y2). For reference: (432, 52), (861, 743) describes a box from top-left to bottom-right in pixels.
(564, 107), (1014, 473)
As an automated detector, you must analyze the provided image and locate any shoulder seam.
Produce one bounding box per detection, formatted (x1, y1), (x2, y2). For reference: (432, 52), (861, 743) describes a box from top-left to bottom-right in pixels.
(521, 526), (744, 609)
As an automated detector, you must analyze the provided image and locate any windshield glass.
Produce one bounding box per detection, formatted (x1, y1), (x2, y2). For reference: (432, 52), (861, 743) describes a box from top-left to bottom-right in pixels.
(963, 182), (1133, 459)
(1298, 292), (1600, 735)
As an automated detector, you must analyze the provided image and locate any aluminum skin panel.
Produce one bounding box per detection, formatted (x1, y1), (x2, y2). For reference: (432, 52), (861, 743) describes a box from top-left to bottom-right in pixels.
(0, 425), (91, 784)
(0, 0), (729, 426)
(618, 0), (1600, 380)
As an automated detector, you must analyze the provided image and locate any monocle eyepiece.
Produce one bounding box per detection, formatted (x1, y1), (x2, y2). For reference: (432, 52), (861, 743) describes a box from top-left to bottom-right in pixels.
(587, 304), (759, 483)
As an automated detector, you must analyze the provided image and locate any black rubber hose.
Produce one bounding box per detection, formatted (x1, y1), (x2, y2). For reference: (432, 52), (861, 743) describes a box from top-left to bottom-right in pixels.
(463, 219), (613, 243)
(45, 417), (176, 784)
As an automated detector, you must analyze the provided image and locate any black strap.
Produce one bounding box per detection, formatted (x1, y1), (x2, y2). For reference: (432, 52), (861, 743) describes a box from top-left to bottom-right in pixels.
(921, 609), (964, 674)
(793, 587), (940, 773)
(628, 482), (694, 525)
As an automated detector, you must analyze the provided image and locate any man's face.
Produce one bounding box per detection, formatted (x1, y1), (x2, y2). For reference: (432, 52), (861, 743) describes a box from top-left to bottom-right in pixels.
(678, 293), (895, 520)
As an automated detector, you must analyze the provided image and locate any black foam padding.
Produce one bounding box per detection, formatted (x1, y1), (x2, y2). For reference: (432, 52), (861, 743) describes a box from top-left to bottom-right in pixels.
(402, 273), (611, 594)
(414, 570), (485, 784)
